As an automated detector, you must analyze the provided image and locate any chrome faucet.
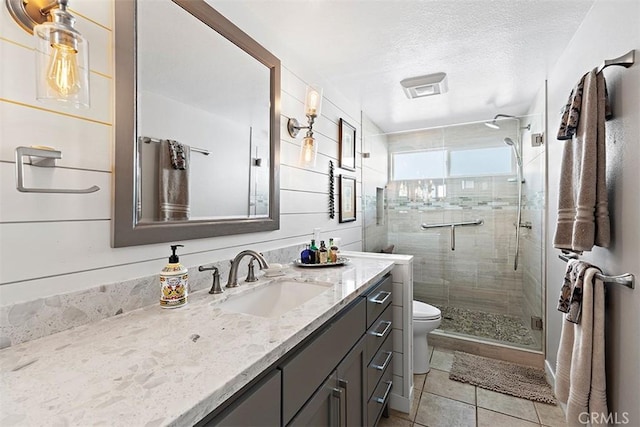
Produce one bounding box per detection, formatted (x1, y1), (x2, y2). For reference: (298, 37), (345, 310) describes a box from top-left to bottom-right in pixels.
(226, 250), (270, 288)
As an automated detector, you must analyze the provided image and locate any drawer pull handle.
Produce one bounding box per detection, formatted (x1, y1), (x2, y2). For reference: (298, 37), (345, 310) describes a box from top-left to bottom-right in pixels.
(369, 320), (392, 337)
(371, 351), (393, 371)
(375, 380), (393, 404)
(332, 386), (346, 427)
(369, 290), (391, 305)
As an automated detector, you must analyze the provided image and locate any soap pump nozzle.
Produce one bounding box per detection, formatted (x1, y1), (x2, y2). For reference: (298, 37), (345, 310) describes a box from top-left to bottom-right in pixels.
(169, 244), (184, 263)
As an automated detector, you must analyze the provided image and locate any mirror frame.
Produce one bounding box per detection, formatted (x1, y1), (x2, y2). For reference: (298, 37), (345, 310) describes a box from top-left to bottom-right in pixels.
(112, 0), (281, 247)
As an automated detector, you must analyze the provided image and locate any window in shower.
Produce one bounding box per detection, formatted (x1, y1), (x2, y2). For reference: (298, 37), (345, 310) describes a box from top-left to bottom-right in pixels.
(449, 146), (513, 177)
(391, 146), (513, 181)
(391, 150), (446, 180)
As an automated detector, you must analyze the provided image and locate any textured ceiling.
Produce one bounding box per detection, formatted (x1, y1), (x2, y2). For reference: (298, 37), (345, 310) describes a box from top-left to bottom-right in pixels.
(210, 0), (596, 133)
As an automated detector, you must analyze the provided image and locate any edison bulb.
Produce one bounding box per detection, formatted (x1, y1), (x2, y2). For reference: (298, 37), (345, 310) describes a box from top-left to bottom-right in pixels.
(304, 85), (323, 117)
(302, 138), (314, 162)
(306, 91), (319, 116)
(300, 136), (317, 167)
(47, 44), (81, 97)
(34, 16), (90, 108)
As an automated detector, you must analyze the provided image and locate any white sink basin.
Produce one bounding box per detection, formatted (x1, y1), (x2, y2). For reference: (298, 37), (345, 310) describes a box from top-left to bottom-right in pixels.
(220, 279), (333, 318)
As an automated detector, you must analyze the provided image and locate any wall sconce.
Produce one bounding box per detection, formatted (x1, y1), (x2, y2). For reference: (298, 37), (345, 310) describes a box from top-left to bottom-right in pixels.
(287, 85), (323, 167)
(5, 0), (90, 108)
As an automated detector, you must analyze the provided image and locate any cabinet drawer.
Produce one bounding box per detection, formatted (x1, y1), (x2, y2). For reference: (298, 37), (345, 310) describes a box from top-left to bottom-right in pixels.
(367, 332), (393, 400)
(367, 363), (393, 427)
(202, 370), (281, 427)
(366, 303), (392, 362)
(279, 297), (366, 425)
(365, 275), (392, 328)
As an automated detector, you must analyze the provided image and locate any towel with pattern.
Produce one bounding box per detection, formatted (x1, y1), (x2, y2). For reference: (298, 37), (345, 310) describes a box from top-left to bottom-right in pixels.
(557, 74), (586, 140)
(168, 140), (187, 170)
(557, 259), (578, 313)
(557, 259), (594, 324)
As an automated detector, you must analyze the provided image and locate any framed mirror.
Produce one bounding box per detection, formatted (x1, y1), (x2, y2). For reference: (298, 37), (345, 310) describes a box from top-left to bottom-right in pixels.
(113, 0), (281, 247)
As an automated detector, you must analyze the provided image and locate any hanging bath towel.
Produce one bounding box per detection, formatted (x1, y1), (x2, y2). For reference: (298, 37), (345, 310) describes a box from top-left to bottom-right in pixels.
(554, 69), (611, 252)
(159, 139), (191, 221)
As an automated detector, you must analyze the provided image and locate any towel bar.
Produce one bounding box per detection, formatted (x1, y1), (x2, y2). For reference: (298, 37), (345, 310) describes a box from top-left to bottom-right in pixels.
(596, 49), (635, 74)
(559, 254), (635, 289)
(140, 136), (210, 155)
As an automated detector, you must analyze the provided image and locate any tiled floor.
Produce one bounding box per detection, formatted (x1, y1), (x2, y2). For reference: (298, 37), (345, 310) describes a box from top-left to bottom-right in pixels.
(380, 347), (567, 427)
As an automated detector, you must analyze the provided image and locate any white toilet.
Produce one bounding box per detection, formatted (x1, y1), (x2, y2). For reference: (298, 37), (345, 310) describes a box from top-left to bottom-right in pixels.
(412, 300), (442, 374)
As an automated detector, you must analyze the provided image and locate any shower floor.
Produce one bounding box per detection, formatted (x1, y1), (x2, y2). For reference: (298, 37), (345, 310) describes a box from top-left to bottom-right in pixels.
(433, 304), (536, 346)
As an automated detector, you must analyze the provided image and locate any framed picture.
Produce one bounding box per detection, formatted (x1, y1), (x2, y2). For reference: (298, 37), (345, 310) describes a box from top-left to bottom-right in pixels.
(339, 118), (356, 171)
(339, 175), (356, 223)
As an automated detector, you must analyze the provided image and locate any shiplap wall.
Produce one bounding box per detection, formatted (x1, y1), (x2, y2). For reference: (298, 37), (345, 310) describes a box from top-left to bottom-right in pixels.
(0, 1), (364, 306)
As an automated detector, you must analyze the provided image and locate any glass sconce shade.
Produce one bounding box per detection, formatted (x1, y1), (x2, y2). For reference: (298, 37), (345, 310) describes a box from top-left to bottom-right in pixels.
(304, 84), (323, 117)
(299, 136), (318, 168)
(34, 16), (90, 108)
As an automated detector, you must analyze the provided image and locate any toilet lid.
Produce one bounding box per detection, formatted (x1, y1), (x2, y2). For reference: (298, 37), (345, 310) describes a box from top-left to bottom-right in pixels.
(413, 301), (441, 320)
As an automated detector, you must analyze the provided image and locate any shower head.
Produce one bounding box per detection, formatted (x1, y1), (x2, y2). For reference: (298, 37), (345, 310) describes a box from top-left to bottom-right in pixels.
(504, 137), (522, 168)
(484, 114), (515, 129)
(484, 114), (531, 131)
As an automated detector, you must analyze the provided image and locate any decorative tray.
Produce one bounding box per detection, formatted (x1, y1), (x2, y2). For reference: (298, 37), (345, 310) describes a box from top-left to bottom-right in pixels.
(294, 257), (349, 268)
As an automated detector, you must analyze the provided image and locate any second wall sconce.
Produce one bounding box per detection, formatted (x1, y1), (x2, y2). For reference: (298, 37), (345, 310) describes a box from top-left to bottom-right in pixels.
(5, 0), (90, 108)
(288, 85), (323, 168)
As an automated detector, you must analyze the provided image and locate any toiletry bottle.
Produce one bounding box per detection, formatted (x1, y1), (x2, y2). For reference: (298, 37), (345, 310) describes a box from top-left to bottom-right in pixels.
(329, 238), (339, 263)
(319, 240), (328, 264)
(301, 244), (312, 264)
(160, 244), (188, 308)
(310, 239), (319, 264)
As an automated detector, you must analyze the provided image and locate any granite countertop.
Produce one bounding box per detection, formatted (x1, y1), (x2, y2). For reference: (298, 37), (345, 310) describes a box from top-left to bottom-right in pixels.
(0, 257), (394, 426)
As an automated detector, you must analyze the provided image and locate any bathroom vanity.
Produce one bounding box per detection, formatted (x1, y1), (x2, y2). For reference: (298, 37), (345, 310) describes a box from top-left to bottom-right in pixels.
(201, 273), (394, 426)
(0, 257), (395, 426)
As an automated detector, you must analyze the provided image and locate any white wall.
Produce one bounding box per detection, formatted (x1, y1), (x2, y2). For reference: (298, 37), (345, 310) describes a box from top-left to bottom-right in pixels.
(0, 1), (363, 306)
(545, 0), (639, 423)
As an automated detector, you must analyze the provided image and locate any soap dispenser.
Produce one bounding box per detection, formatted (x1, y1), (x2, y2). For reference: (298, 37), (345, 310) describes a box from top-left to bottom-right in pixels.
(160, 244), (188, 308)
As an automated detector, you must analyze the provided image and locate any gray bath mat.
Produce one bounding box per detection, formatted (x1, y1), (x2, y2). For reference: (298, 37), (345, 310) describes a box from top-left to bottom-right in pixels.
(449, 351), (556, 404)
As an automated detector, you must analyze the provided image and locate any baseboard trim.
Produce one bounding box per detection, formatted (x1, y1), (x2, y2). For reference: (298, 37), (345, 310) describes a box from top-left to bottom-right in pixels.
(389, 390), (411, 414)
(544, 359), (556, 386)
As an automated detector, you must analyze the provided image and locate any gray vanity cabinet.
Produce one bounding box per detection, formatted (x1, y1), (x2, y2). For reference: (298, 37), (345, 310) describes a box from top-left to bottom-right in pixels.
(288, 371), (340, 426)
(336, 338), (367, 426)
(199, 369), (281, 426)
(197, 273), (393, 427)
(364, 275), (394, 426)
(280, 297), (366, 425)
(289, 338), (367, 427)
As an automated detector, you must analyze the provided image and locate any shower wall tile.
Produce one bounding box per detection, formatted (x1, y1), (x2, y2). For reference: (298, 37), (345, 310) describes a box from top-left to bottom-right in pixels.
(448, 287), (510, 314)
(414, 281), (448, 306)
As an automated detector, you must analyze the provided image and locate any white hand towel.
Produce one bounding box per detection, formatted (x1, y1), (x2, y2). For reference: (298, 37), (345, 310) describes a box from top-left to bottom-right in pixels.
(565, 267), (608, 426)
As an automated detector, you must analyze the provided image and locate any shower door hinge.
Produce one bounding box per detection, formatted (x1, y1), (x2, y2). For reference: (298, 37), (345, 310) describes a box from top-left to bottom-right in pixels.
(531, 316), (543, 331)
(531, 133), (544, 147)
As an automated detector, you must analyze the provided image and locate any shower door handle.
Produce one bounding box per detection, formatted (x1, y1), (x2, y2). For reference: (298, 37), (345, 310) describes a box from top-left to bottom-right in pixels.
(450, 225), (455, 251)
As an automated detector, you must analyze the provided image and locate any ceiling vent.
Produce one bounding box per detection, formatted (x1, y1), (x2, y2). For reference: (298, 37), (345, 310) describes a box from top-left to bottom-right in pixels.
(400, 72), (448, 99)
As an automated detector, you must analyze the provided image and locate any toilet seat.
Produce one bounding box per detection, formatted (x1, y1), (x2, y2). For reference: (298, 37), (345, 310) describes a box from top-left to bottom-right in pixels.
(413, 301), (441, 320)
